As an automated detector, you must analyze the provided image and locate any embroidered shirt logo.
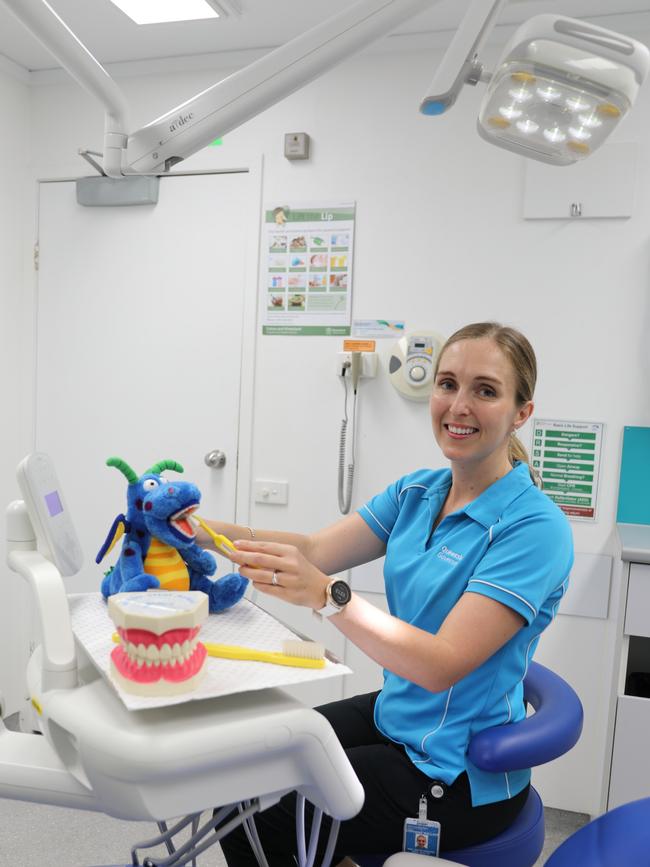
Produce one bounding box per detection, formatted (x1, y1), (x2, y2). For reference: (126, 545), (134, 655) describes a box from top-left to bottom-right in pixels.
(437, 545), (464, 565)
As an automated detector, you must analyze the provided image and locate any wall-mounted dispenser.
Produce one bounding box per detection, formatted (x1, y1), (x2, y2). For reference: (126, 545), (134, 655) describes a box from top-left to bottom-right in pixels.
(389, 331), (445, 401)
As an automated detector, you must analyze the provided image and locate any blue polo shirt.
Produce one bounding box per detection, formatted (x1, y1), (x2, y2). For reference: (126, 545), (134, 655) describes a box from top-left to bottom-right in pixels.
(358, 461), (574, 807)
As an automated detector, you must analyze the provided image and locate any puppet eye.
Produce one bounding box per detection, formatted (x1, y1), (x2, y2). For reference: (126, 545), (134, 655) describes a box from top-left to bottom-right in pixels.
(143, 479), (159, 491)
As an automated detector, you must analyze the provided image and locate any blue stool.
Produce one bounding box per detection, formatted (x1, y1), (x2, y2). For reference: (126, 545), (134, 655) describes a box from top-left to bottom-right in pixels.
(351, 662), (583, 867)
(545, 796), (650, 866)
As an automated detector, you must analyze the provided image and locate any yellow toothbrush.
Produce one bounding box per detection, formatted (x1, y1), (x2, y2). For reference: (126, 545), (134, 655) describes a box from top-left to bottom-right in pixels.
(202, 640), (325, 669)
(112, 634), (325, 669)
(192, 515), (237, 556)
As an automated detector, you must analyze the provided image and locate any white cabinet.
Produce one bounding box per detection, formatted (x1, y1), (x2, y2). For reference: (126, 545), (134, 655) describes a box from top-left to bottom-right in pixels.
(624, 564), (650, 638)
(523, 141), (637, 220)
(606, 559), (650, 809)
(608, 695), (650, 808)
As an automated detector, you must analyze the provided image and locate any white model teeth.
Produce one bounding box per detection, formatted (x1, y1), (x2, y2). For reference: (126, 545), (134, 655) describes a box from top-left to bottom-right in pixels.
(447, 425), (477, 435)
(125, 637), (198, 667)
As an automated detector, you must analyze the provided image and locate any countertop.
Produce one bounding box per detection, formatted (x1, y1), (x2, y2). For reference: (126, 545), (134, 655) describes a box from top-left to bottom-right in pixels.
(617, 523), (650, 564)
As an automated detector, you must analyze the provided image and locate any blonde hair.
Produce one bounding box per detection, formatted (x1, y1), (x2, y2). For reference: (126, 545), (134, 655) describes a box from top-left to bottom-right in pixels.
(435, 322), (539, 484)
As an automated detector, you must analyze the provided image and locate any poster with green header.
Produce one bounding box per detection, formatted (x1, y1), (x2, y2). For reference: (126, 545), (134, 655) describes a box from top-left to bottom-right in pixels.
(531, 418), (604, 521)
(262, 203), (355, 336)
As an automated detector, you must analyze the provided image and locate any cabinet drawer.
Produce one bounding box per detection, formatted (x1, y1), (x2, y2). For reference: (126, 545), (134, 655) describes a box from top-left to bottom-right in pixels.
(625, 564), (650, 638)
(609, 695), (650, 809)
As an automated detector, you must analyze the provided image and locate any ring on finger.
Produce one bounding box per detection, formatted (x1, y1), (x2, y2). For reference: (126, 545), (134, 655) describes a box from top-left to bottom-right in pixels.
(271, 570), (279, 586)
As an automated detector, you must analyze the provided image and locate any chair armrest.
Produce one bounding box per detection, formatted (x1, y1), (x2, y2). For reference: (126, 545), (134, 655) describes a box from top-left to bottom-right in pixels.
(467, 662), (583, 772)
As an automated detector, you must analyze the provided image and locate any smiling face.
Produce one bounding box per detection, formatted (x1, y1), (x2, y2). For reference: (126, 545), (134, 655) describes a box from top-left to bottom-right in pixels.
(430, 337), (533, 477)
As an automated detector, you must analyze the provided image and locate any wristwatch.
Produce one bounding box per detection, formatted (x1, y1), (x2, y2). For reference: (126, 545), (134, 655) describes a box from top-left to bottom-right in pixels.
(315, 578), (352, 618)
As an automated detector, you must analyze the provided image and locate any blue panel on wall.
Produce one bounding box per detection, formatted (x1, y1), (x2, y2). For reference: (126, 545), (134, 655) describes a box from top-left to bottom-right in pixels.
(617, 426), (650, 525)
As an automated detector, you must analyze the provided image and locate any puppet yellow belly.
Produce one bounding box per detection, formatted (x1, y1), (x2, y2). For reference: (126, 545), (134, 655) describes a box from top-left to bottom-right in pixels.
(144, 538), (190, 591)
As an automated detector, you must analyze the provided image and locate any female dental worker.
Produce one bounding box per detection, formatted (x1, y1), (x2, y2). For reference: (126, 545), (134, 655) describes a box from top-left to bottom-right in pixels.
(199, 321), (574, 866)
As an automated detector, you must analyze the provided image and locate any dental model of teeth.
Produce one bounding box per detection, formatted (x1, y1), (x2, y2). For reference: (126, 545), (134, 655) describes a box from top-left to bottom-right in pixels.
(108, 590), (209, 696)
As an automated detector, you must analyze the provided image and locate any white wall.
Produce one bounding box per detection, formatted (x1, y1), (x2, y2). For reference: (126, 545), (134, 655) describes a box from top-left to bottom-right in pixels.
(19, 28), (650, 810)
(0, 60), (32, 716)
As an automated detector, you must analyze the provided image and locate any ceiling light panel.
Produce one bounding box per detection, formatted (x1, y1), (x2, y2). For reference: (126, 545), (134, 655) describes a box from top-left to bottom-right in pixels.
(108, 0), (219, 25)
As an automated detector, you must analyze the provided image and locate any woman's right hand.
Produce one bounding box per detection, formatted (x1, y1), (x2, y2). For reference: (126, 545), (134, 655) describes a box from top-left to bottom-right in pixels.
(227, 539), (331, 611)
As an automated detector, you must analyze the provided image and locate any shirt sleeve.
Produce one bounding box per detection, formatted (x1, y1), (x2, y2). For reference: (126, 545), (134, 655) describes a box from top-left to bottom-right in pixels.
(465, 509), (574, 625)
(357, 478), (404, 542)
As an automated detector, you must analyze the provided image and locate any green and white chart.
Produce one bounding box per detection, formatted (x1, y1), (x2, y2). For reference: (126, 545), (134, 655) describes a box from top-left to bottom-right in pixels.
(262, 202), (355, 336)
(531, 418), (604, 521)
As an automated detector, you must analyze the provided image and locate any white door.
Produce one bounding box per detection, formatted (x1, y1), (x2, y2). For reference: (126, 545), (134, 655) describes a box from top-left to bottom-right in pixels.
(36, 172), (253, 592)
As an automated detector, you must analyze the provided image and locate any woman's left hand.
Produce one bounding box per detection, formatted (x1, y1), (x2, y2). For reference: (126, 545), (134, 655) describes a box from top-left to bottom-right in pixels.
(228, 538), (330, 609)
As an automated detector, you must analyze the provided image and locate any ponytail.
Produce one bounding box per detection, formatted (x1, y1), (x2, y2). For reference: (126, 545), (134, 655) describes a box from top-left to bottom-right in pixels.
(509, 433), (540, 487)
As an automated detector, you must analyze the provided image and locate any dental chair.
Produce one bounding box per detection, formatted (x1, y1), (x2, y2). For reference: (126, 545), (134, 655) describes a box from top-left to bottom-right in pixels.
(2, 454), (364, 867)
(350, 662), (584, 867)
(544, 796), (650, 866)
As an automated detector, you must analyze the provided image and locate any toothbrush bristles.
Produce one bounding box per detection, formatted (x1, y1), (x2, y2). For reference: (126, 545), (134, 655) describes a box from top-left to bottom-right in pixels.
(281, 640), (325, 660)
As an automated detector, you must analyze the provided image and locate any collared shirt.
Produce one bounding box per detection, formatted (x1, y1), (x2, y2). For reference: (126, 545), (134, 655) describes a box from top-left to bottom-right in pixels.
(358, 461), (574, 807)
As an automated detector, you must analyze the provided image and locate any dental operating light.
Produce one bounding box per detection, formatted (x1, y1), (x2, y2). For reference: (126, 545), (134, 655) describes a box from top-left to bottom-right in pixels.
(0, 0), (648, 174)
(421, 0), (650, 165)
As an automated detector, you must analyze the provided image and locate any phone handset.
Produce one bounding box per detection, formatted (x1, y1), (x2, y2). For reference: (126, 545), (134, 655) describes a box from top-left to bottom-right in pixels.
(338, 352), (361, 515)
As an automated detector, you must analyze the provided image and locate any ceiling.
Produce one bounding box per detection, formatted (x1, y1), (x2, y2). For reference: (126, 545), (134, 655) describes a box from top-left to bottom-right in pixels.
(0, 0), (649, 73)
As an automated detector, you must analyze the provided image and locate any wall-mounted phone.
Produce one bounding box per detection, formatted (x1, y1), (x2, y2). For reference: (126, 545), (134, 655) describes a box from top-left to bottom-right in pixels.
(389, 331), (445, 401)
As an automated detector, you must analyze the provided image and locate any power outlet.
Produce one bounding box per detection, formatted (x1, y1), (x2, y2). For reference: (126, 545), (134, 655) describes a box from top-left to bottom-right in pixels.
(253, 479), (289, 505)
(336, 351), (378, 378)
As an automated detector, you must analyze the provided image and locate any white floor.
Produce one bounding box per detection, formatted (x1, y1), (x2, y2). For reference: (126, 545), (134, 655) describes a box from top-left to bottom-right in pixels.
(0, 798), (587, 867)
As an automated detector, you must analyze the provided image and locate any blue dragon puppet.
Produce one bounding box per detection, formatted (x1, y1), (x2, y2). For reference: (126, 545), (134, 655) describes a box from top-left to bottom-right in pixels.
(97, 456), (248, 613)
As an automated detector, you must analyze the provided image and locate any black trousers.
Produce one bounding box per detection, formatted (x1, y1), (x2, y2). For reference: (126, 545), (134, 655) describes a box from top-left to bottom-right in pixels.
(219, 691), (529, 866)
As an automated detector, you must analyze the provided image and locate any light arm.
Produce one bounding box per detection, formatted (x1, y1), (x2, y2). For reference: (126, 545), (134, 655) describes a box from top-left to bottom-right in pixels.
(0, 0), (129, 178)
(124, 0), (438, 174)
(0, 0), (442, 176)
(420, 0), (508, 115)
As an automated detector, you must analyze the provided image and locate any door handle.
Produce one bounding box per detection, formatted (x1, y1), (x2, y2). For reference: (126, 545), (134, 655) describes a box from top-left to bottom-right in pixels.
(204, 450), (227, 469)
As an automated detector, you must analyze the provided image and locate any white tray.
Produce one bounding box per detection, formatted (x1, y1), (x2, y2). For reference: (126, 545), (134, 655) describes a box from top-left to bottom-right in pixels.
(69, 592), (351, 710)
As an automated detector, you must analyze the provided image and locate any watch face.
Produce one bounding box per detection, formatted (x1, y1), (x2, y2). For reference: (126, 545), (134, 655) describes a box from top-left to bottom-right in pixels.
(331, 580), (351, 606)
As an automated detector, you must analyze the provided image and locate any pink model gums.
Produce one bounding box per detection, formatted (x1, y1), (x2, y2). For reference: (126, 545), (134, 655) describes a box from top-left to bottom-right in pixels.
(111, 625), (207, 687)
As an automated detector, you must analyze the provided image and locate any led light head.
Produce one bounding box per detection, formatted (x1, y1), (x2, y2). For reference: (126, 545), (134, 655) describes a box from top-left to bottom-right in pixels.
(478, 15), (650, 165)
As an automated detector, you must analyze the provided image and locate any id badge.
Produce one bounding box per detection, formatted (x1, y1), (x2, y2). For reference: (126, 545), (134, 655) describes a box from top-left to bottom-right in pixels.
(403, 795), (440, 857)
(403, 817), (441, 856)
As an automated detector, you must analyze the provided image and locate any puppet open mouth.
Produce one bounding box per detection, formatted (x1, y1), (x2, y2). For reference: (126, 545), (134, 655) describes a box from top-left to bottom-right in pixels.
(110, 625), (207, 694)
(169, 504), (199, 539)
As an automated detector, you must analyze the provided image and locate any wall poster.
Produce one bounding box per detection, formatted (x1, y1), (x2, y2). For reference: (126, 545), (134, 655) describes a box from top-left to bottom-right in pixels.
(262, 203), (355, 336)
(531, 418), (604, 521)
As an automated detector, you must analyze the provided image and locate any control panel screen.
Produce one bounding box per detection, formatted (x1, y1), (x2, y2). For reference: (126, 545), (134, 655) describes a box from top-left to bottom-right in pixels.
(45, 490), (64, 518)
